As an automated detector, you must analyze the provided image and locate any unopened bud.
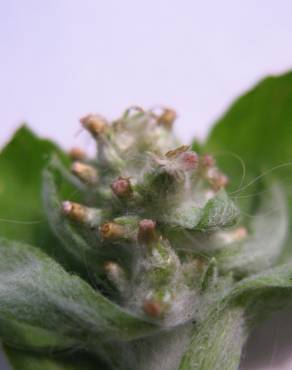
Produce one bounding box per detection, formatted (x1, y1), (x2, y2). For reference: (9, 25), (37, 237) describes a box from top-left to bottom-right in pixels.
(231, 227), (247, 242)
(71, 162), (98, 185)
(138, 219), (157, 244)
(62, 201), (87, 222)
(104, 261), (128, 293)
(100, 222), (125, 240)
(69, 147), (87, 161)
(80, 114), (107, 137)
(217, 227), (248, 245)
(111, 177), (133, 199)
(178, 151), (199, 171)
(207, 168), (229, 190)
(201, 154), (215, 168)
(157, 108), (177, 128)
(143, 299), (163, 317)
(62, 201), (101, 228)
(104, 261), (121, 275)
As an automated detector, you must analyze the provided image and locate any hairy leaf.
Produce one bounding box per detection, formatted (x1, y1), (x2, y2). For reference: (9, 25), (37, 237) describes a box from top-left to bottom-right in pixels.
(0, 239), (158, 343)
(217, 182), (288, 275)
(180, 262), (292, 370)
(166, 190), (239, 231)
(4, 347), (106, 370)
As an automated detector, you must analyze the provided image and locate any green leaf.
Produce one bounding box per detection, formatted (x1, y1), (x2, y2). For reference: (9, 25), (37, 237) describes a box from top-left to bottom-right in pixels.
(0, 318), (75, 352)
(179, 306), (247, 370)
(197, 190), (239, 230)
(204, 71), (292, 258)
(217, 182), (288, 275)
(0, 238), (157, 343)
(179, 262), (292, 370)
(166, 189), (239, 231)
(4, 347), (107, 370)
(0, 126), (70, 261)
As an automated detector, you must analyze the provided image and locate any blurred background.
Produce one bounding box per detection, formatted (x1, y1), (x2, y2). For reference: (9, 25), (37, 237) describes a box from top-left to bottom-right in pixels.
(1, 1), (292, 369)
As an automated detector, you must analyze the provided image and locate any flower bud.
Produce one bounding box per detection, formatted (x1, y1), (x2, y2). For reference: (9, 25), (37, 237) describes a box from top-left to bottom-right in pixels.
(69, 147), (87, 161)
(138, 219), (157, 244)
(62, 201), (101, 228)
(71, 162), (98, 185)
(207, 168), (229, 190)
(201, 154), (215, 168)
(100, 222), (125, 240)
(143, 299), (163, 317)
(178, 151), (199, 171)
(103, 261), (127, 292)
(217, 227), (248, 244)
(157, 108), (177, 129)
(80, 114), (107, 137)
(111, 177), (133, 199)
(62, 201), (86, 222)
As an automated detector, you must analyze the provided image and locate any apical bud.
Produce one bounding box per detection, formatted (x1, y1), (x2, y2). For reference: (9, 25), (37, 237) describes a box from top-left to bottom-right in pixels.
(100, 222), (125, 240)
(143, 299), (163, 317)
(111, 177), (133, 199)
(69, 147), (87, 161)
(138, 219), (157, 244)
(71, 162), (98, 185)
(80, 114), (107, 137)
(157, 108), (177, 129)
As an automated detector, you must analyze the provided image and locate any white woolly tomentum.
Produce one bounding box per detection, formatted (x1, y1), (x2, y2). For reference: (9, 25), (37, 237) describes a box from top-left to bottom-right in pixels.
(0, 101), (290, 370)
(41, 107), (275, 369)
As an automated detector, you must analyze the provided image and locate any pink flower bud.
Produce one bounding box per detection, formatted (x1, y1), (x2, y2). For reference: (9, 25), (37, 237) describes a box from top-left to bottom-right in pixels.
(111, 177), (133, 199)
(138, 219), (157, 244)
(178, 151), (199, 171)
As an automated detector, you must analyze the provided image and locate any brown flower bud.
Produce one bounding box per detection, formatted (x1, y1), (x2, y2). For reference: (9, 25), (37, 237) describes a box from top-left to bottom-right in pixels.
(143, 299), (163, 317)
(62, 201), (87, 223)
(71, 162), (98, 185)
(69, 147), (87, 161)
(104, 261), (120, 275)
(138, 219), (157, 244)
(111, 177), (133, 199)
(100, 222), (125, 240)
(157, 108), (177, 129)
(80, 114), (107, 137)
